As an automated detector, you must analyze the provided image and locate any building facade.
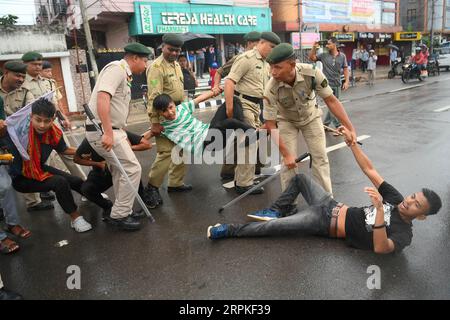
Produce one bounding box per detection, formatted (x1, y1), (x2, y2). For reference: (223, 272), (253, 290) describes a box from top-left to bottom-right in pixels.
(400, 0), (450, 37)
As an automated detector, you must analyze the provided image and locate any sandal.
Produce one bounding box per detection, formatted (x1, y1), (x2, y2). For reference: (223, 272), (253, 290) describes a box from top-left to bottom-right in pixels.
(7, 225), (32, 239)
(0, 238), (20, 254)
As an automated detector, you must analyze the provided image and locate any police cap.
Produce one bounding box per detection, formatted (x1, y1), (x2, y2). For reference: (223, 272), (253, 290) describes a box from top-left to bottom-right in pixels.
(266, 43), (295, 64)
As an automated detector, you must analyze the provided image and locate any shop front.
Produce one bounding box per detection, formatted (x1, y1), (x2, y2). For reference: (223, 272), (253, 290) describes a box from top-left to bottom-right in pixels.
(357, 32), (393, 65)
(393, 32), (422, 59)
(129, 1), (272, 63)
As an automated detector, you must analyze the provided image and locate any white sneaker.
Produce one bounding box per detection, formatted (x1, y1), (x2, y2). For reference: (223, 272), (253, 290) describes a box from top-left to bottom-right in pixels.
(71, 216), (92, 233)
(81, 197), (88, 202)
(101, 193), (109, 199)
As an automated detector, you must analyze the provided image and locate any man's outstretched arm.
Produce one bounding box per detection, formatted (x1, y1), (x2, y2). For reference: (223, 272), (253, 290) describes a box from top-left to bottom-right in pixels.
(339, 126), (384, 189)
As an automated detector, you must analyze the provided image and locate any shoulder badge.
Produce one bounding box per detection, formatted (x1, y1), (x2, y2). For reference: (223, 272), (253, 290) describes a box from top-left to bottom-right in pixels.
(321, 79), (328, 88)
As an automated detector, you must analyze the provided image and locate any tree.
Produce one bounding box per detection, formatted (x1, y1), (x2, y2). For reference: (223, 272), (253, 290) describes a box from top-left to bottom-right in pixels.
(0, 14), (18, 26)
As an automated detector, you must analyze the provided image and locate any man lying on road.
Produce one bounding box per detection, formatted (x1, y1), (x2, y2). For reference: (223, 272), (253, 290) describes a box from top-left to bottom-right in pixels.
(207, 126), (442, 254)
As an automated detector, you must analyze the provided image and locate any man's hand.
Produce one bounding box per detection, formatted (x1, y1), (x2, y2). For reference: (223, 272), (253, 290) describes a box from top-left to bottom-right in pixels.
(211, 86), (223, 97)
(151, 123), (164, 136)
(337, 125), (357, 146)
(342, 81), (349, 91)
(283, 153), (297, 170)
(365, 187), (383, 209)
(102, 133), (114, 151)
(97, 161), (107, 171)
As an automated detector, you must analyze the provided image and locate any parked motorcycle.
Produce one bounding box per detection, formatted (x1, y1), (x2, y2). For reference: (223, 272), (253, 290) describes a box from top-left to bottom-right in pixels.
(427, 55), (440, 77)
(401, 63), (424, 83)
(388, 57), (404, 79)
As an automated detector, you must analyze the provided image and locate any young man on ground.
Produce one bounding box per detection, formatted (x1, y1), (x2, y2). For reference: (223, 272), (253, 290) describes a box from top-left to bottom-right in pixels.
(207, 126), (442, 254)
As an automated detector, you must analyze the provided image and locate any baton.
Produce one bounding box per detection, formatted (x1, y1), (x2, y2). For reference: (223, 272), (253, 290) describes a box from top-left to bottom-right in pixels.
(83, 104), (155, 222)
(218, 152), (311, 213)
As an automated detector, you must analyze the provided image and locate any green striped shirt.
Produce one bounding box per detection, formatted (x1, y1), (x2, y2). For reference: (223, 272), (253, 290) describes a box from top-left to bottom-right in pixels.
(161, 100), (210, 155)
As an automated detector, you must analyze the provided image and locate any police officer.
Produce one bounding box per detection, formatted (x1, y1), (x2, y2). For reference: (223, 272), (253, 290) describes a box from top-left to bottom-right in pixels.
(144, 33), (191, 209)
(262, 43), (357, 194)
(85, 42), (150, 231)
(0, 60), (53, 212)
(225, 31), (281, 194)
(214, 31), (261, 181)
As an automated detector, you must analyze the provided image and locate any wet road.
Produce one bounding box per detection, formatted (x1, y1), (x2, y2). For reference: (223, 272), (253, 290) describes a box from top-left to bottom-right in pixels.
(1, 78), (449, 299)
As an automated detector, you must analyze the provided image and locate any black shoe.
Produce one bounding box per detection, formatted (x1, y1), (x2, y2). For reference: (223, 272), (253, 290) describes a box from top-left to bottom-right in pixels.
(104, 216), (141, 231)
(27, 200), (54, 212)
(144, 185), (162, 208)
(235, 184), (264, 195)
(102, 206), (112, 221)
(167, 184), (193, 192)
(130, 210), (146, 219)
(0, 288), (23, 300)
(40, 191), (55, 201)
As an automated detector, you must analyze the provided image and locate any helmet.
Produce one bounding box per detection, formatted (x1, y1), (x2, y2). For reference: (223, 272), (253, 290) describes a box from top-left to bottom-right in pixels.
(211, 62), (218, 68)
(420, 43), (428, 49)
(415, 47), (421, 51)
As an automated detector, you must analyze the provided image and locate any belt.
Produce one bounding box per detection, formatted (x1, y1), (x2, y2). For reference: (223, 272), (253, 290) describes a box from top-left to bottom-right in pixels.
(85, 124), (120, 132)
(234, 91), (263, 105)
(329, 202), (344, 238)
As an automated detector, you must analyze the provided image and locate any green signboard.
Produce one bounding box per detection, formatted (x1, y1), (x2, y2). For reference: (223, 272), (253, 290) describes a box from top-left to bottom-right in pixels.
(130, 1), (272, 35)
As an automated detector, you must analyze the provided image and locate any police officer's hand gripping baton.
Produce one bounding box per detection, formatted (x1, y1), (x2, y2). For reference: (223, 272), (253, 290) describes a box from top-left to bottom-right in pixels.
(218, 152), (312, 213)
(83, 104), (155, 222)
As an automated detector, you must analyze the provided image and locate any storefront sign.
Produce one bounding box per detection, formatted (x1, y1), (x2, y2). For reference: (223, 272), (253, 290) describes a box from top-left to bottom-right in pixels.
(358, 32), (374, 39)
(394, 32), (421, 41)
(190, 0), (234, 5)
(377, 33), (392, 39)
(303, 0), (380, 24)
(332, 32), (355, 42)
(302, 24), (319, 33)
(291, 32), (320, 49)
(130, 2), (271, 35)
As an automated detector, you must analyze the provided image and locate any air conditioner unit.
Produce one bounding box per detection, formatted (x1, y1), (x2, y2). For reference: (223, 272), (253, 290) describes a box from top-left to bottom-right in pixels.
(53, 0), (68, 17)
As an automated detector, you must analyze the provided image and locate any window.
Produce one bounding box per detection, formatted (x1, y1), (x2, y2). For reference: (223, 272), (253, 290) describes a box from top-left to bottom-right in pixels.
(407, 9), (417, 22)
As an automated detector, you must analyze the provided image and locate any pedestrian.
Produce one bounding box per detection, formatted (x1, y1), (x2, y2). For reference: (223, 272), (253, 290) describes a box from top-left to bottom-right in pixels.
(309, 37), (350, 132)
(367, 49), (378, 86)
(0, 273), (22, 300)
(144, 34), (192, 209)
(209, 62), (218, 89)
(207, 125), (442, 255)
(360, 46), (369, 72)
(178, 54), (198, 98)
(188, 50), (196, 73)
(351, 47), (360, 71)
(263, 43), (357, 194)
(224, 31), (281, 195)
(389, 47), (397, 68)
(0, 60), (54, 212)
(85, 42), (150, 231)
(74, 130), (151, 220)
(3, 97), (92, 232)
(195, 47), (205, 78)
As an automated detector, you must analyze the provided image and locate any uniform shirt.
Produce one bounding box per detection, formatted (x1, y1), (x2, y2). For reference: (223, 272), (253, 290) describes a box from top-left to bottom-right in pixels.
(161, 100), (209, 156)
(345, 181), (413, 253)
(147, 55), (184, 124)
(227, 48), (269, 99)
(263, 63), (333, 126)
(87, 59), (132, 129)
(316, 51), (348, 88)
(43, 77), (63, 101)
(0, 76), (35, 116)
(22, 74), (58, 106)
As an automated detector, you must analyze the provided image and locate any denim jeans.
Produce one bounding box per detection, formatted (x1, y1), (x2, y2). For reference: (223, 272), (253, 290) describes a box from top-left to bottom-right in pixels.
(323, 86), (342, 128)
(0, 166), (20, 241)
(228, 174), (337, 238)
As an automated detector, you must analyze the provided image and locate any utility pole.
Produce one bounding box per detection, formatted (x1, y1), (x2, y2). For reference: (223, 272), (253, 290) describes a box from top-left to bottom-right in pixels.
(430, 0), (435, 54)
(298, 0), (303, 61)
(79, 0), (99, 81)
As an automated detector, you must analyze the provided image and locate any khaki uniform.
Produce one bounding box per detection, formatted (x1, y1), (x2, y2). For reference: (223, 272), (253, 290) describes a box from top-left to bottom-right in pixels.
(22, 74), (58, 106)
(0, 77), (43, 207)
(227, 48), (270, 187)
(85, 59), (142, 219)
(146, 55), (186, 188)
(264, 63), (334, 193)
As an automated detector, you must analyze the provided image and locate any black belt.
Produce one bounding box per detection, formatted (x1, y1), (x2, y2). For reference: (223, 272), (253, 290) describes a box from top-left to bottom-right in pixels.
(234, 91), (263, 105)
(85, 124), (120, 132)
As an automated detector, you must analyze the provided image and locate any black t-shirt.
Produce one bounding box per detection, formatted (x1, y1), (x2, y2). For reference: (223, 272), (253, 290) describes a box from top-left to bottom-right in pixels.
(182, 68), (196, 92)
(2, 132), (67, 178)
(76, 130), (142, 172)
(345, 181), (413, 252)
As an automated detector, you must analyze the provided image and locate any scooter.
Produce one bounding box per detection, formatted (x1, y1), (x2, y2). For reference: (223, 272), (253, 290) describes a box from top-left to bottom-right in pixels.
(388, 57), (403, 79)
(401, 63), (424, 83)
(427, 55), (440, 77)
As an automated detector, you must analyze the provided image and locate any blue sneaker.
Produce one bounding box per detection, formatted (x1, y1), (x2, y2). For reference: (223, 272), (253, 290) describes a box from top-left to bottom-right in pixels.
(247, 208), (281, 221)
(207, 224), (229, 240)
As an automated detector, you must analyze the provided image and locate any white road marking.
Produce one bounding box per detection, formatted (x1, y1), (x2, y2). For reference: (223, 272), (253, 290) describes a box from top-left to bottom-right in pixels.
(433, 105), (450, 113)
(389, 84), (423, 93)
(222, 134), (371, 188)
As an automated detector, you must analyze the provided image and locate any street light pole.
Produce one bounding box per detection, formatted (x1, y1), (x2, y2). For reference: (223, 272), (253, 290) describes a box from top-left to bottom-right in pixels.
(298, 0), (303, 61)
(430, 0), (435, 54)
(79, 0), (99, 81)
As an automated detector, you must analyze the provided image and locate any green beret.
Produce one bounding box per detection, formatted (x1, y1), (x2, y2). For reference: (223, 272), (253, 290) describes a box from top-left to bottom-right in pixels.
(244, 31), (261, 42)
(261, 32), (281, 45)
(21, 51), (43, 62)
(124, 43), (152, 56)
(4, 60), (27, 73)
(266, 43), (295, 64)
(162, 33), (184, 47)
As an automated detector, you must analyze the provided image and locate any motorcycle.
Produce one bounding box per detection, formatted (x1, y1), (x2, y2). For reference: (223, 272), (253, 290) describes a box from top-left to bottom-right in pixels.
(426, 55), (440, 77)
(388, 57), (404, 79)
(401, 63), (425, 83)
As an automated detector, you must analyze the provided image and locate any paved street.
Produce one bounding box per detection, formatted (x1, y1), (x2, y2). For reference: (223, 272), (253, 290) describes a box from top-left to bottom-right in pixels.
(1, 75), (449, 299)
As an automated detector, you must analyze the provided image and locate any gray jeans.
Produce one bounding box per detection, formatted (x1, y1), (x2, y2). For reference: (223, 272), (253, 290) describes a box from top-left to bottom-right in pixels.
(0, 166), (20, 241)
(228, 174), (337, 238)
(323, 86), (342, 128)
